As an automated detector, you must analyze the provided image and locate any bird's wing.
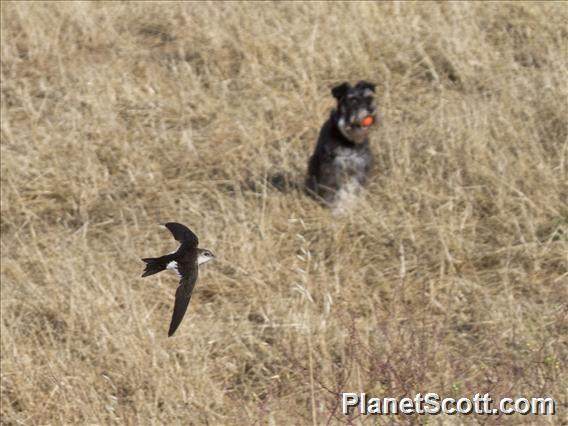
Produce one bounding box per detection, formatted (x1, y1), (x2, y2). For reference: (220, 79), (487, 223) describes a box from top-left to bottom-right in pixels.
(164, 222), (199, 247)
(168, 265), (198, 337)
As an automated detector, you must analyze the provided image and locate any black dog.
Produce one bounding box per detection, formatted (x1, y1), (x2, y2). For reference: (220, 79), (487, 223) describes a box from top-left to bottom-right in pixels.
(306, 81), (378, 206)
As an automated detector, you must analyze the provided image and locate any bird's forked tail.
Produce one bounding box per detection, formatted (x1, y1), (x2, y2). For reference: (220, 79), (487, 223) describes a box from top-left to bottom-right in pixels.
(141, 256), (170, 277)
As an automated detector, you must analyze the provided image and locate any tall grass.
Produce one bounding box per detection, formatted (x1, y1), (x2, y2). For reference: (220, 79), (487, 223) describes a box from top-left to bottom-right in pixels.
(1, 2), (566, 424)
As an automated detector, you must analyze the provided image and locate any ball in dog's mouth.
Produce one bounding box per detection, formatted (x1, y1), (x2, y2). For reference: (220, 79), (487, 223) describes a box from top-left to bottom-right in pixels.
(360, 115), (374, 127)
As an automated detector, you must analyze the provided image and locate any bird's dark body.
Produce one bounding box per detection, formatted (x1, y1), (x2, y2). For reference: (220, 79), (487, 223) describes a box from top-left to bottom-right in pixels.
(141, 222), (213, 337)
(141, 244), (197, 279)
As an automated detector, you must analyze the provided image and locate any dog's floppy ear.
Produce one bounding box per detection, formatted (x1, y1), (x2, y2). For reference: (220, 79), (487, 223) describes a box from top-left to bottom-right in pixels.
(355, 80), (376, 93)
(331, 82), (351, 100)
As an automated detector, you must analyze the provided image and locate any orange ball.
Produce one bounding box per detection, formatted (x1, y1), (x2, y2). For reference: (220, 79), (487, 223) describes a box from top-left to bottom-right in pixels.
(361, 116), (374, 127)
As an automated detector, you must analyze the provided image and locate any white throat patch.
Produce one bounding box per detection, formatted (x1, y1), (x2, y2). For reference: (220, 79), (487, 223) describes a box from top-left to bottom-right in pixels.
(197, 254), (213, 265)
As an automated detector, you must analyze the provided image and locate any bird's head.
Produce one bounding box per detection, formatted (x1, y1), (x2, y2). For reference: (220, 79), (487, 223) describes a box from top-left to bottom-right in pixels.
(197, 249), (215, 265)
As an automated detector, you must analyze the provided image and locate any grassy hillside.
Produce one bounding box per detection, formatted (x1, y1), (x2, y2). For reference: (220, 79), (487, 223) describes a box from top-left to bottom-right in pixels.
(1, 2), (566, 424)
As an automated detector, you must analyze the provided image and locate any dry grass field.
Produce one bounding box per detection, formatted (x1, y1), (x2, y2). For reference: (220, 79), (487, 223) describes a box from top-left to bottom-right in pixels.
(1, 2), (567, 425)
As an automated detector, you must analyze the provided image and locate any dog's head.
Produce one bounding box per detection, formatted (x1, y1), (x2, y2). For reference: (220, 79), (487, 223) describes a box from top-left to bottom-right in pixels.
(331, 81), (377, 144)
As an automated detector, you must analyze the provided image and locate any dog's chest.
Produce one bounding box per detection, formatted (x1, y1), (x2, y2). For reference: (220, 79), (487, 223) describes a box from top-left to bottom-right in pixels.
(332, 147), (369, 178)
